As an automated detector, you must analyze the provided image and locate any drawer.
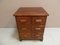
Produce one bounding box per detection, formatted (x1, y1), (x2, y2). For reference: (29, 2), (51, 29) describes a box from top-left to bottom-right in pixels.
(33, 27), (44, 32)
(20, 30), (31, 39)
(32, 24), (45, 32)
(32, 31), (43, 39)
(19, 27), (31, 31)
(16, 16), (31, 25)
(32, 16), (47, 25)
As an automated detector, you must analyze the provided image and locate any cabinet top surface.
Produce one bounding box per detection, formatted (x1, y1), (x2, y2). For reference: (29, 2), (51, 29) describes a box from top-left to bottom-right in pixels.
(14, 7), (49, 16)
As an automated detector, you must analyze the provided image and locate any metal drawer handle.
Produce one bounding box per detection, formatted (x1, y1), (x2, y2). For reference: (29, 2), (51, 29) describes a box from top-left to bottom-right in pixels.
(20, 19), (26, 22)
(36, 19), (42, 22)
(35, 28), (41, 30)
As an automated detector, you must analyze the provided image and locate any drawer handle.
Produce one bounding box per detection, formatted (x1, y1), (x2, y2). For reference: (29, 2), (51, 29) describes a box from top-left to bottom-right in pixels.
(36, 19), (42, 22)
(20, 19), (26, 22)
(35, 28), (41, 30)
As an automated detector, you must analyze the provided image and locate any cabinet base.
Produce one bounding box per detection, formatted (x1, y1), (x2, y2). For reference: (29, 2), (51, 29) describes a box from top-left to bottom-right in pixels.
(40, 39), (43, 41)
(19, 39), (43, 41)
(20, 40), (22, 41)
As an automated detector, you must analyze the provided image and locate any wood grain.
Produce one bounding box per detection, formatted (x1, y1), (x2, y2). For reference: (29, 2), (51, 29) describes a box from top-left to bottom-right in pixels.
(14, 7), (49, 41)
(14, 7), (49, 16)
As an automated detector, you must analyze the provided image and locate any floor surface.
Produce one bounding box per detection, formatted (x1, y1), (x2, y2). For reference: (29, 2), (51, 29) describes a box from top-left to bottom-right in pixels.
(0, 28), (60, 45)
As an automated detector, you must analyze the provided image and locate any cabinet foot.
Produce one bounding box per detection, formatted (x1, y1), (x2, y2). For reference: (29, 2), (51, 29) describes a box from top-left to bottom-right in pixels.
(20, 40), (22, 41)
(40, 39), (43, 41)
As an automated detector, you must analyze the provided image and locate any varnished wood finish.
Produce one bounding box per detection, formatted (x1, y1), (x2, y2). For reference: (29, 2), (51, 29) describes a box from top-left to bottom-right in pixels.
(14, 7), (49, 16)
(14, 7), (49, 41)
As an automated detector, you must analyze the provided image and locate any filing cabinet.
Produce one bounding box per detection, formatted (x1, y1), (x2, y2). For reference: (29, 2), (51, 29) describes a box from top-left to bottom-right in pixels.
(14, 7), (49, 41)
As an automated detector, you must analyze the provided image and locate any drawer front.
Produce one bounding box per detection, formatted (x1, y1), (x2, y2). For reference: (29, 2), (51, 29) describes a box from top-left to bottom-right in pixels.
(19, 27), (31, 32)
(16, 16), (31, 25)
(33, 27), (44, 32)
(20, 30), (31, 39)
(32, 16), (47, 25)
(32, 31), (43, 39)
(32, 24), (45, 32)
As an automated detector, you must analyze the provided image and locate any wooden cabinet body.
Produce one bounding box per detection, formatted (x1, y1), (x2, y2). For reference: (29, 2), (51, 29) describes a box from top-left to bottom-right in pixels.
(14, 7), (49, 41)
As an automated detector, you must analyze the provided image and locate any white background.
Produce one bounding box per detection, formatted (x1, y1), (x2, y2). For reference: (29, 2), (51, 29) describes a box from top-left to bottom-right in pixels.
(0, 28), (60, 45)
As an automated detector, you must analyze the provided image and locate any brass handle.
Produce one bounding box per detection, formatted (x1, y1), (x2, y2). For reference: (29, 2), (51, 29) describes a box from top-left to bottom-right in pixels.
(36, 19), (42, 22)
(35, 28), (41, 30)
(20, 19), (26, 22)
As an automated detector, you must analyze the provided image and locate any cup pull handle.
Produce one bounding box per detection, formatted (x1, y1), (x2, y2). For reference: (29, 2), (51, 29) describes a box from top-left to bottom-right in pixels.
(36, 19), (42, 22)
(35, 28), (41, 30)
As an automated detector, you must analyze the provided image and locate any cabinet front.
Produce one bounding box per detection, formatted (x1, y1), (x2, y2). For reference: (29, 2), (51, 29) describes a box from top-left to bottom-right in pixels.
(15, 16), (47, 40)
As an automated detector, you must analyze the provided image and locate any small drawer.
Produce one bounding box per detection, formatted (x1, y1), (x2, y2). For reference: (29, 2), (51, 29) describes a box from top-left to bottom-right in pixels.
(32, 31), (43, 39)
(18, 27), (31, 33)
(32, 16), (47, 25)
(34, 27), (44, 32)
(16, 16), (31, 24)
(32, 24), (45, 32)
(16, 16), (31, 29)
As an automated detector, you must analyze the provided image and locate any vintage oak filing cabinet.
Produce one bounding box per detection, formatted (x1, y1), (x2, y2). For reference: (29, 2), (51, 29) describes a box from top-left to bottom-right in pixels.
(14, 7), (49, 41)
